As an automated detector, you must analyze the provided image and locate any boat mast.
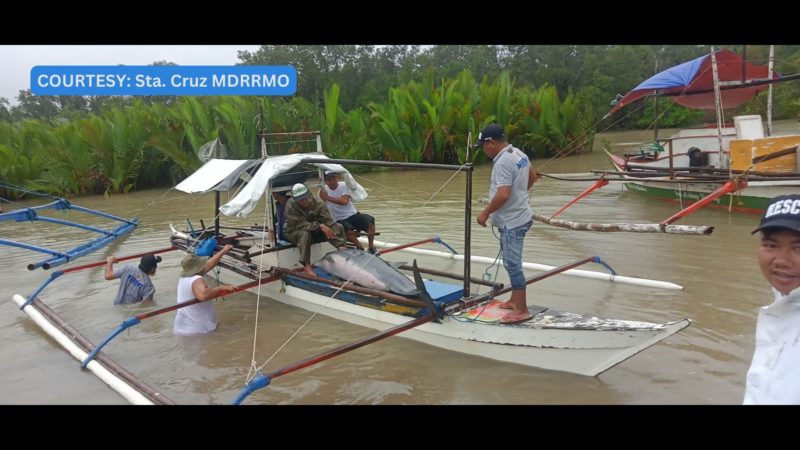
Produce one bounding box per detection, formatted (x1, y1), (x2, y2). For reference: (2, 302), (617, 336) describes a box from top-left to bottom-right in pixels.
(214, 144), (221, 237)
(259, 109), (276, 247)
(464, 140), (473, 298)
(653, 50), (660, 142)
(710, 46), (728, 170)
(767, 45), (775, 136)
(316, 132), (325, 182)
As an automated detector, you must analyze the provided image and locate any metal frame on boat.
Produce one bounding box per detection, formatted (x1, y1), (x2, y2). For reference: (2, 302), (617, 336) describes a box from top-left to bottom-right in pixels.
(0, 197), (138, 270)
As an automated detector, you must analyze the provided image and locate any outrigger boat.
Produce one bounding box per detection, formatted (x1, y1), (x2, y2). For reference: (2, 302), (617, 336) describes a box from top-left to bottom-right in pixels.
(11, 131), (693, 404)
(601, 117), (800, 214)
(163, 131), (690, 380)
(598, 47), (800, 215)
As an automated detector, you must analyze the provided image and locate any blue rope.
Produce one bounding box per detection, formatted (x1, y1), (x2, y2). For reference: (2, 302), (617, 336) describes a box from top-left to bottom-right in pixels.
(231, 373), (272, 405)
(592, 256), (617, 276)
(432, 237), (458, 255)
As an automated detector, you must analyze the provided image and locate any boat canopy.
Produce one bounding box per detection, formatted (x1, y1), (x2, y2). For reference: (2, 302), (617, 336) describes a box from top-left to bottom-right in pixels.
(176, 154), (368, 218)
(607, 49), (773, 116)
(175, 159), (261, 193)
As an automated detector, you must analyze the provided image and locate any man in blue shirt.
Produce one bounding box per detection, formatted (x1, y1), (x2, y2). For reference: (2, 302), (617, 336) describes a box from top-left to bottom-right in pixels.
(104, 254), (161, 305)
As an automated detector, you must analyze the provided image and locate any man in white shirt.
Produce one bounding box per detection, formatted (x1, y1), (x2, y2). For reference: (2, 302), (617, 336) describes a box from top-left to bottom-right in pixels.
(744, 194), (800, 404)
(474, 123), (539, 324)
(319, 171), (377, 254)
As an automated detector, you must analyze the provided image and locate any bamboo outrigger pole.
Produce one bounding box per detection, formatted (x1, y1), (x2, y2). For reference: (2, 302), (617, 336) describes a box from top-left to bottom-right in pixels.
(550, 177), (609, 218)
(12, 294), (175, 405)
(659, 179), (746, 227)
(534, 213), (714, 235)
(369, 239), (683, 290)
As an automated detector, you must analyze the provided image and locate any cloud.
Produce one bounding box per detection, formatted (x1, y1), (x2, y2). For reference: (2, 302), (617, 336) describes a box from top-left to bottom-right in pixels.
(0, 45), (261, 104)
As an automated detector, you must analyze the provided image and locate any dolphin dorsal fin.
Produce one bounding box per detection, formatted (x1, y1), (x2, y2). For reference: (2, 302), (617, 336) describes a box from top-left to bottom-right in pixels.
(412, 260), (441, 323)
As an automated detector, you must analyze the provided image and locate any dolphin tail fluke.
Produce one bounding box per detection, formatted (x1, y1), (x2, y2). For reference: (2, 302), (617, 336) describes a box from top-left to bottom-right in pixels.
(412, 260), (442, 323)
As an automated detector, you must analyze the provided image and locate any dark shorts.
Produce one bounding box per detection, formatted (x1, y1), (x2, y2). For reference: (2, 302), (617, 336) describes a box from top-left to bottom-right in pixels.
(338, 212), (375, 233)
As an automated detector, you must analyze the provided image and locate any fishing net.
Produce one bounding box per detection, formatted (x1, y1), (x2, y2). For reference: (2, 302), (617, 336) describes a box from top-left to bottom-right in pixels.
(197, 138), (228, 162)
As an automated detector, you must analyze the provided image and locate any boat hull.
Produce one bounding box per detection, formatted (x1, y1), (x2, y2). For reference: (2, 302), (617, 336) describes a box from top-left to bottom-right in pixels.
(221, 265), (689, 376)
(605, 149), (800, 213)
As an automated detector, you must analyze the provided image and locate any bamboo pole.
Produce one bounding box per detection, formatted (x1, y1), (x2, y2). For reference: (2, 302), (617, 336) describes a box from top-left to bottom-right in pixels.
(13, 295), (167, 405)
(397, 264), (503, 289)
(533, 212), (714, 235)
(367, 239), (683, 290)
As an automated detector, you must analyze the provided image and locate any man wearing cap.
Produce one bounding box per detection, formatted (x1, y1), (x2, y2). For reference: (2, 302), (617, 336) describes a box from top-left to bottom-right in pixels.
(744, 194), (800, 404)
(173, 244), (235, 336)
(104, 254), (162, 305)
(285, 182), (348, 276)
(474, 123), (539, 324)
(319, 171), (378, 253)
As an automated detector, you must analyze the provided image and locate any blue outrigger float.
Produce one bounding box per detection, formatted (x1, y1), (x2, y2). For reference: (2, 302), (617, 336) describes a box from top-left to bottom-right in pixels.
(0, 197), (138, 270)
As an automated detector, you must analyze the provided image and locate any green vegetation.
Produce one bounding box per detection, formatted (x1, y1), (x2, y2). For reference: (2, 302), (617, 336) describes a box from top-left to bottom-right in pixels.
(2, 45), (799, 199)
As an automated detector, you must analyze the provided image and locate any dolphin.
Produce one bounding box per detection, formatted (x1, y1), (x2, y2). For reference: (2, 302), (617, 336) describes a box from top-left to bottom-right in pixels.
(313, 249), (419, 297)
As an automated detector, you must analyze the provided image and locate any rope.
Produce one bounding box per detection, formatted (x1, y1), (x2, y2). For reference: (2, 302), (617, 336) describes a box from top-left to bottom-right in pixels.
(352, 171), (467, 240)
(0, 180), (57, 199)
(245, 196), (272, 384)
(248, 162), (472, 380)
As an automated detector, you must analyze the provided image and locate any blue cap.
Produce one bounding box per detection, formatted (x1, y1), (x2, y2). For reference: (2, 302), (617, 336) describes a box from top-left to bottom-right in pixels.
(472, 123), (505, 149)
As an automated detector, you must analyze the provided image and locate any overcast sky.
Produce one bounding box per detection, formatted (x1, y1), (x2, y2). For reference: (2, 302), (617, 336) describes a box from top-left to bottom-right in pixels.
(0, 45), (262, 104)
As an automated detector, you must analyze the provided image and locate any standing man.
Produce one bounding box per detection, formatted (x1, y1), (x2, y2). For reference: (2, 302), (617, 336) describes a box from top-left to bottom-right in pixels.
(474, 123), (539, 324)
(744, 194), (800, 404)
(319, 170), (377, 253)
(105, 254), (162, 305)
(285, 183), (348, 276)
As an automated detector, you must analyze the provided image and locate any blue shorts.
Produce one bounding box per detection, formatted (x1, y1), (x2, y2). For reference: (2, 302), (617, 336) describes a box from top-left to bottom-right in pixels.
(499, 221), (532, 290)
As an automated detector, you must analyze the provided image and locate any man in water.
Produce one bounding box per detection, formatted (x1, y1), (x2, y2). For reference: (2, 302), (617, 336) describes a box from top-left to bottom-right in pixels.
(104, 254), (161, 305)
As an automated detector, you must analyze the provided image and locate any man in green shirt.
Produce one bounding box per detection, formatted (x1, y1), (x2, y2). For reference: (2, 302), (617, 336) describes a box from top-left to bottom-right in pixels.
(285, 183), (348, 276)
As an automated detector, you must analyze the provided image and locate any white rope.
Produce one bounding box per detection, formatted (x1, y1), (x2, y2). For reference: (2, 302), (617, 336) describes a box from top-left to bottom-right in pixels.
(251, 162), (471, 377)
(245, 196), (272, 384)
(352, 171), (466, 241)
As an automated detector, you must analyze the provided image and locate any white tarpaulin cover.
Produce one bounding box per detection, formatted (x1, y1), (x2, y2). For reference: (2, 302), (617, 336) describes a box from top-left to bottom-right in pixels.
(218, 154), (367, 218)
(175, 159), (260, 193)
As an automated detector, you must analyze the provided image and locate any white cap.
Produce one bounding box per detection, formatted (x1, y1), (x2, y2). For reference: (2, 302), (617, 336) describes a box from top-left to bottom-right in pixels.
(291, 183), (310, 200)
